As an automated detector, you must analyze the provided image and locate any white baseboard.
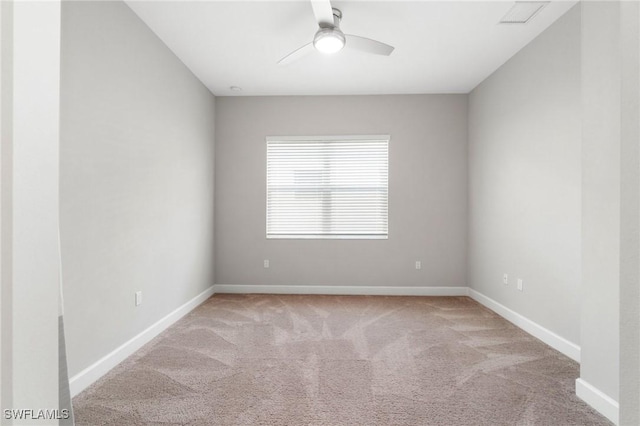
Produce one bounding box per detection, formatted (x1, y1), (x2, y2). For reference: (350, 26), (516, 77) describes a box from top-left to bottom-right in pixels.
(468, 289), (581, 362)
(67, 283), (619, 426)
(69, 285), (215, 397)
(69, 284), (593, 416)
(576, 378), (619, 425)
(212, 284), (469, 297)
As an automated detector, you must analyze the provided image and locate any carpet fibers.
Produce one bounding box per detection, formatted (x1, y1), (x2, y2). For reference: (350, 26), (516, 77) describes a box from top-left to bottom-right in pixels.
(73, 294), (611, 425)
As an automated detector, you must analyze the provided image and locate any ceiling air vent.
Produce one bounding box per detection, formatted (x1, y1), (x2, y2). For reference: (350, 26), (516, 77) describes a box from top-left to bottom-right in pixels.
(500, 1), (549, 24)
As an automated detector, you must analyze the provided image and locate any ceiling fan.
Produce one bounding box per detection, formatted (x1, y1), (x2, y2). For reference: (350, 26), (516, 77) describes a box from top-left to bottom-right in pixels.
(278, 0), (395, 65)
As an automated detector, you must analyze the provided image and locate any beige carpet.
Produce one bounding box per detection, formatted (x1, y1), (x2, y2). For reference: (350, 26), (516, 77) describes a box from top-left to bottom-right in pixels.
(73, 294), (611, 425)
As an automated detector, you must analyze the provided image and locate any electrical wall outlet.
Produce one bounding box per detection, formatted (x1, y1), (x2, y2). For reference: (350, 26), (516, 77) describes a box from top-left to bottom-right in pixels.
(135, 291), (142, 306)
(503, 273), (508, 285)
(415, 261), (422, 270)
(517, 279), (523, 291)
(264, 259), (270, 268)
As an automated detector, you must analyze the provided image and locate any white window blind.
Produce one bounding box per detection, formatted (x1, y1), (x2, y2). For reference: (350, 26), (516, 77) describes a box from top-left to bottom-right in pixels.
(266, 135), (389, 239)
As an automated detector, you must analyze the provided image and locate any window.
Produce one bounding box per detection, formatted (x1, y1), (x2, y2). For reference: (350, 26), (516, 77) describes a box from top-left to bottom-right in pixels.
(266, 135), (389, 239)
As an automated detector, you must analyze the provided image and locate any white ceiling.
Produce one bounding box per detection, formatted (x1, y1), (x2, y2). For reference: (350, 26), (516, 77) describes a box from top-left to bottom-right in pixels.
(126, 0), (577, 96)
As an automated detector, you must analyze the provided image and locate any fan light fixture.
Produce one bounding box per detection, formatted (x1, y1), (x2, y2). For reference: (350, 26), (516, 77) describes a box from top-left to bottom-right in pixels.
(277, 3), (394, 65)
(313, 27), (345, 54)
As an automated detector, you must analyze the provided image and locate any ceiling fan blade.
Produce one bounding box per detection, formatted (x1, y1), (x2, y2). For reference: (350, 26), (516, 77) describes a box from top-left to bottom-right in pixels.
(345, 35), (394, 56)
(310, 0), (335, 27)
(278, 43), (315, 65)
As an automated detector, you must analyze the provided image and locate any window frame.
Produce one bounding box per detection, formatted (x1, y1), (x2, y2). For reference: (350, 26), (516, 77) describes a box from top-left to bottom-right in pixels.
(265, 134), (390, 240)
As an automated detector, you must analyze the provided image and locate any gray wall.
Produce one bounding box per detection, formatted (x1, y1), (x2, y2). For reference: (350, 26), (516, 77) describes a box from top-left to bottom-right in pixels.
(215, 95), (467, 288)
(60, 1), (216, 378)
(619, 1), (640, 422)
(580, 0), (623, 406)
(468, 7), (581, 344)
